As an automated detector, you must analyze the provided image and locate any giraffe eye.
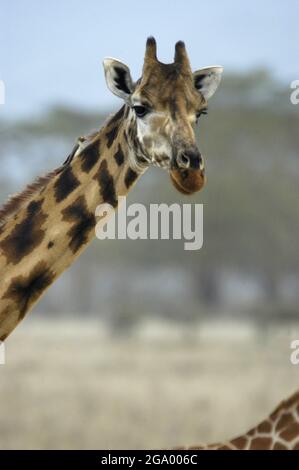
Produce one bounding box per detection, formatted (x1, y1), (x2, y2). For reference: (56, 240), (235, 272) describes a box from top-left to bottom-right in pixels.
(133, 105), (149, 118)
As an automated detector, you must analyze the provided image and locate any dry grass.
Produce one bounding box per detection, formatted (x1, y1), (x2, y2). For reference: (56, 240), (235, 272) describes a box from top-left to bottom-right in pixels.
(0, 318), (298, 449)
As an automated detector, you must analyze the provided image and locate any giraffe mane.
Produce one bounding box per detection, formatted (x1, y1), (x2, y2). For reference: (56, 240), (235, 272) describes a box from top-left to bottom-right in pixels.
(0, 130), (107, 230)
(0, 142), (82, 228)
(0, 167), (62, 228)
(0, 118), (119, 231)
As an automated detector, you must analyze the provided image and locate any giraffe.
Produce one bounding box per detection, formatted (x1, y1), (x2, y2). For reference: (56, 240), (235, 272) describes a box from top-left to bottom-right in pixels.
(177, 389), (299, 450)
(0, 37), (223, 340)
(0, 39), (298, 453)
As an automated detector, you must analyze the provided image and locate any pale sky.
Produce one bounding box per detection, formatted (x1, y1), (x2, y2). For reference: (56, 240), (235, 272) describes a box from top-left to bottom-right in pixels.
(0, 0), (298, 118)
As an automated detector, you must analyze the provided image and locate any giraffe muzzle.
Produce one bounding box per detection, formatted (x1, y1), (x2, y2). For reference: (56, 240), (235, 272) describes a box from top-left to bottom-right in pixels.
(169, 146), (206, 195)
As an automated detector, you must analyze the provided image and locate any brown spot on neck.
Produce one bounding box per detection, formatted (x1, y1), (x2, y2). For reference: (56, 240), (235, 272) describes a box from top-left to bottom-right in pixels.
(106, 125), (120, 149)
(80, 139), (101, 173)
(0, 198), (47, 264)
(114, 144), (125, 166)
(54, 166), (80, 203)
(62, 195), (96, 254)
(3, 261), (55, 321)
(94, 160), (118, 208)
(124, 167), (138, 189)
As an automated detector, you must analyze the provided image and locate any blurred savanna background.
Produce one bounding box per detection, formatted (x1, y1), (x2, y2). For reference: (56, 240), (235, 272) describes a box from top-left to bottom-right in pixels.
(0, 0), (299, 449)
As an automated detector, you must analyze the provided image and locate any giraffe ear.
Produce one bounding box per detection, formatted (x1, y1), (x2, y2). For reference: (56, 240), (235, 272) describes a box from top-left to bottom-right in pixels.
(193, 66), (223, 100)
(103, 58), (134, 100)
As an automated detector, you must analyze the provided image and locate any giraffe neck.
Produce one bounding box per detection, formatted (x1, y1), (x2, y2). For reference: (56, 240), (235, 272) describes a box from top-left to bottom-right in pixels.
(0, 105), (146, 340)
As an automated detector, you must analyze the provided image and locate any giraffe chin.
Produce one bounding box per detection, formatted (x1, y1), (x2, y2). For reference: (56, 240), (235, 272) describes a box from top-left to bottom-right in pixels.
(169, 168), (206, 195)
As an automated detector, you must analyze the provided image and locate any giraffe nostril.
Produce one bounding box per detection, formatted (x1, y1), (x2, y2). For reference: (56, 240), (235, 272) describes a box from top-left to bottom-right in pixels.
(177, 152), (190, 169)
(177, 150), (202, 170)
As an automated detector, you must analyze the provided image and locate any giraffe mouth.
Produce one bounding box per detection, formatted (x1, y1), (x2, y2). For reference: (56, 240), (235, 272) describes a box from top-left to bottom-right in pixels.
(169, 168), (206, 195)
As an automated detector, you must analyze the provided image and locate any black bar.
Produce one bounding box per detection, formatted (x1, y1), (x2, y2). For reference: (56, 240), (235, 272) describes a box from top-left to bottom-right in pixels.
(0, 450), (298, 466)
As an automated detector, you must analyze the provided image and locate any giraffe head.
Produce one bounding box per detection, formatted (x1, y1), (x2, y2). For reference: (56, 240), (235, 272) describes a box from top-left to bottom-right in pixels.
(103, 37), (223, 194)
